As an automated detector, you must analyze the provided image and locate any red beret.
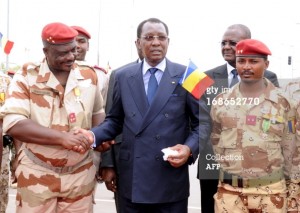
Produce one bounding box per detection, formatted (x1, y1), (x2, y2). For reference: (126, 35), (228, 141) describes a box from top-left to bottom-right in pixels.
(42, 22), (78, 44)
(71, 26), (91, 39)
(236, 39), (272, 57)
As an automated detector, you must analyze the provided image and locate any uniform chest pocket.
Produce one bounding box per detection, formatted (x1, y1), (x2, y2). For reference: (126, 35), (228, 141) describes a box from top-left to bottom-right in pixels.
(259, 118), (285, 142)
(268, 123), (285, 138)
(218, 116), (238, 148)
(258, 120), (284, 157)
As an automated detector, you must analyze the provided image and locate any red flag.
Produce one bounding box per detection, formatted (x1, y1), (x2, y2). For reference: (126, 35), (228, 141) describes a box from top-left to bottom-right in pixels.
(4, 40), (14, 54)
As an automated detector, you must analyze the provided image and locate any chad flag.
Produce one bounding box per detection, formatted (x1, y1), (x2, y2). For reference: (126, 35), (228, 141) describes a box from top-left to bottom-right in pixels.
(179, 60), (214, 99)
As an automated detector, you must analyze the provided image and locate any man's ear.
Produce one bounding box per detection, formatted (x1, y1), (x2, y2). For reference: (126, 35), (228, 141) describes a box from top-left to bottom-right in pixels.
(136, 38), (142, 50)
(264, 60), (269, 69)
(43, 47), (48, 55)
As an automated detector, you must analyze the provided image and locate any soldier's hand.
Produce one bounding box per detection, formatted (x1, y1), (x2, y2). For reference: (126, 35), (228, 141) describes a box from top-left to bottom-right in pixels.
(167, 144), (191, 168)
(71, 128), (95, 153)
(99, 167), (117, 192)
(60, 131), (91, 154)
(73, 128), (94, 145)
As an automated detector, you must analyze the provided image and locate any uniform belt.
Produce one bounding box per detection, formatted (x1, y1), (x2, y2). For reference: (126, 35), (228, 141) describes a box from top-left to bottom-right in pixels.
(219, 169), (284, 188)
(23, 147), (91, 174)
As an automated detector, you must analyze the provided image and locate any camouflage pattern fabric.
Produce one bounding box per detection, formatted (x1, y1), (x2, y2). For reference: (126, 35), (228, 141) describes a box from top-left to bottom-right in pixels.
(1, 61), (104, 212)
(211, 78), (295, 212)
(285, 81), (300, 212)
(76, 60), (109, 109)
(214, 186), (286, 212)
(15, 148), (96, 212)
(0, 72), (12, 213)
(0, 147), (9, 213)
(285, 81), (300, 102)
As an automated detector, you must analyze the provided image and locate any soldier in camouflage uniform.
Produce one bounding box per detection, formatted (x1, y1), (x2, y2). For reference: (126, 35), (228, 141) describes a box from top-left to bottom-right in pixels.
(0, 22), (110, 213)
(0, 72), (11, 213)
(211, 39), (295, 212)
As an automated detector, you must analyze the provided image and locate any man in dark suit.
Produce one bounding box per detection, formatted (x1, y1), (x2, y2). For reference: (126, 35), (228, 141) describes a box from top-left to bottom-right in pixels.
(99, 41), (144, 213)
(90, 17), (211, 213)
(198, 24), (279, 213)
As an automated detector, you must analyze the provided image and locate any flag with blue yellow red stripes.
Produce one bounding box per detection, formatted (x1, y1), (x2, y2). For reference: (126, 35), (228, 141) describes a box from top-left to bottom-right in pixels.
(179, 60), (214, 99)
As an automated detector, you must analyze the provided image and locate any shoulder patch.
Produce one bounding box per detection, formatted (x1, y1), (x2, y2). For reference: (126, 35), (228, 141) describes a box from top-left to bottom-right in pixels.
(277, 92), (292, 109)
(22, 62), (39, 71)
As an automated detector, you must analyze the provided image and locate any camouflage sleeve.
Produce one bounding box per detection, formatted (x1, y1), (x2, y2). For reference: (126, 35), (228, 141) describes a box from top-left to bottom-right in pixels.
(290, 100), (300, 181)
(95, 70), (109, 110)
(282, 102), (297, 180)
(1, 71), (30, 133)
(93, 75), (105, 125)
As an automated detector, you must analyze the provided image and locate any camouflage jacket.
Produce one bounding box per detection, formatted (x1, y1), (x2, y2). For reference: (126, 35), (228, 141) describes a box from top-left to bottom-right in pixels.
(1, 60), (104, 167)
(211, 78), (295, 181)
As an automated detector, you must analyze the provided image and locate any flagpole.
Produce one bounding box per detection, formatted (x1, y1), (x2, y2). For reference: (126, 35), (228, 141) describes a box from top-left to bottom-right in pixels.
(5, 0), (10, 70)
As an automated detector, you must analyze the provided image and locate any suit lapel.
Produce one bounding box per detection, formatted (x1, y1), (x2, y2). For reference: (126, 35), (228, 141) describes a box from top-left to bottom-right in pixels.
(127, 64), (149, 116)
(213, 64), (229, 91)
(138, 61), (183, 133)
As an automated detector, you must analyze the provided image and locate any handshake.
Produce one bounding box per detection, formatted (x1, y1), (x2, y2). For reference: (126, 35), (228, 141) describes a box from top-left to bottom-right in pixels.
(61, 128), (114, 154)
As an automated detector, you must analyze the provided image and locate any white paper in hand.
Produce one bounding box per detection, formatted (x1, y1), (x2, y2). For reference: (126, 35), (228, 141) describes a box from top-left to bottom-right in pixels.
(161, 148), (179, 161)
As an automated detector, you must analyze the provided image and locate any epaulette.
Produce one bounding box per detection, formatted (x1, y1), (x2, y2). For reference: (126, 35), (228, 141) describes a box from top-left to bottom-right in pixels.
(275, 89), (293, 111)
(22, 62), (40, 73)
(93, 65), (107, 74)
(274, 87), (289, 99)
(76, 63), (92, 69)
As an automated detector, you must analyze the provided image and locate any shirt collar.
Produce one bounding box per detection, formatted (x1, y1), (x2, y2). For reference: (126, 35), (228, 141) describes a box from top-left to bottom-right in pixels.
(226, 62), (236, 76)
(228, 78), (279, 104)
(142, 58), (166, 75)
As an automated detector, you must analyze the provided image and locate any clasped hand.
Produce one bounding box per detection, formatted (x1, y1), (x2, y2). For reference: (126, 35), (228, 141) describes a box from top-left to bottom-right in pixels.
(61, 128), (113, 154)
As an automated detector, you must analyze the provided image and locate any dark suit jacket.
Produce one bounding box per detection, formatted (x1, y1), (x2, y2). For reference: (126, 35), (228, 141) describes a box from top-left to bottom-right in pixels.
(92, 59), (211, 203)
(101, 60), (139, 169)
(198, 63), (279, 179)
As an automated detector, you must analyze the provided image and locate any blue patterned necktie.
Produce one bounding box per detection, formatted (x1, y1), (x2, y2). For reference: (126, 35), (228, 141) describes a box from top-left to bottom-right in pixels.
(147, 68), (158, 104)
(230, 69), (239, 88)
